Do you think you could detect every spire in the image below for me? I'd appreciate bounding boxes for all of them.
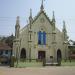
[52,11,55,22]
[40,0,44,11]
[52,11,56,31]
[63,21,65,28]
[16,16,20,25]
[30,8,32,18]
[62,21,68,41]
[15,16,20,39]
[63,20,66,32]
[29,9,33,29]
[29,8,33,23]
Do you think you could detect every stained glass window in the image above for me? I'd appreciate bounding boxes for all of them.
[38,31,41,44]
[43,32,46,45]
[38,31,46,45]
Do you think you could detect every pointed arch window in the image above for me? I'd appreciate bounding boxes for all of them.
[38,31,46,45]
[43,31,46,45]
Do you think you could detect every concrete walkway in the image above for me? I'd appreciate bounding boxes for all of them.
[0,66,75,75]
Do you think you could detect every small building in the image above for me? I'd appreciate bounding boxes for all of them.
[68,45,75,59]
[0,43,12,58]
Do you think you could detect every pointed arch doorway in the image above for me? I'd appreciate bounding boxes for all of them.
[38,51,46,60]
[20,48,26,59]
[57,49,62,61]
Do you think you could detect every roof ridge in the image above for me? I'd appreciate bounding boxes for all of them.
[32,10,51,24]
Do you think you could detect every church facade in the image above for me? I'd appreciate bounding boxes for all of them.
[13,2,69,62]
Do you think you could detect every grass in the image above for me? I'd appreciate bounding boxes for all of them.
[61,60,75,66]
[14,60,43,68]
[14,59,75,68]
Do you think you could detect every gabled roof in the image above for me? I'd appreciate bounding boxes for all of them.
[20,9,52,33]
[32,10,52,25]
[20,24,28,34]
[0,42,12,50]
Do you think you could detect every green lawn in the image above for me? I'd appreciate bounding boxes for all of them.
[14,60,75,68]
[14,60,43,68]
[61,60,75,66]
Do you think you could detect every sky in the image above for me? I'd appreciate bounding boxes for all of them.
[0,0,75,41]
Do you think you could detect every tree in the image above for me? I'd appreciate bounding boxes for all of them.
[0,36,6,42]
[5,34,15,48]
[0,34,15,48]
[73,41,75,45]
[69,40,74,45]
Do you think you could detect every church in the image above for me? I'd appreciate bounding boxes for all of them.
[13,1,69,62]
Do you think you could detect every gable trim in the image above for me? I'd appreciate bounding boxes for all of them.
[32,10,52,25]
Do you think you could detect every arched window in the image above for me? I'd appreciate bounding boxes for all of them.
[38,31,41,44]
[38,31,46,45]
[43,32,46,45]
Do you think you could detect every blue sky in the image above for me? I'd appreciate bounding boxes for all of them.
[0,0,75,41]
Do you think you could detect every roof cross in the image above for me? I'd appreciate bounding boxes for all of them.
[41,0,45,11]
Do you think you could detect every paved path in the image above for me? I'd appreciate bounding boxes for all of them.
[0,66,75,75]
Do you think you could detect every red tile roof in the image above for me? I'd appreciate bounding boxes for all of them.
[0,42,12,50]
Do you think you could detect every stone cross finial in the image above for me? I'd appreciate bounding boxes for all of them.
[42,0,43,5]
[63,21,65,26]
[41,0,45,11]
[52,11,55,22]
[30,8,32,17]
[63,20,67,33]
[63,21,66,29]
